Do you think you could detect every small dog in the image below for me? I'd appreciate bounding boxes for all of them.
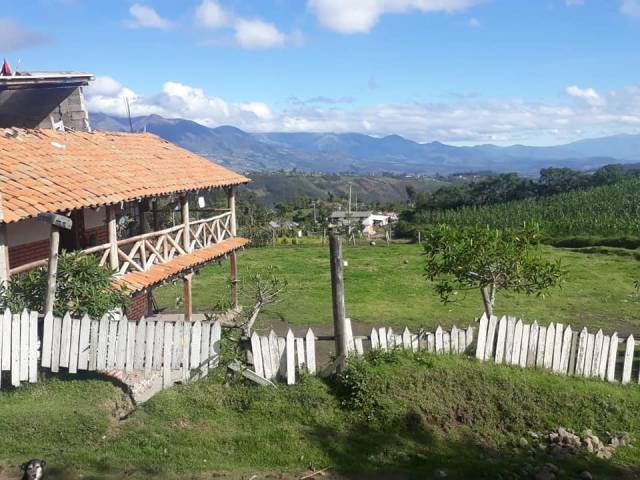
[20,459,46,480]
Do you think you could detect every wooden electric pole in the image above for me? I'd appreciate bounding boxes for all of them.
[329,232,347,372]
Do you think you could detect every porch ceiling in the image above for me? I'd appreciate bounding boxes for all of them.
[115,236,248,292]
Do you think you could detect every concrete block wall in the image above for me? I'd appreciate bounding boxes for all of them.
[36,87,90,132]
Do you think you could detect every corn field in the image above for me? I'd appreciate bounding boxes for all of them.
[418,179,640,237]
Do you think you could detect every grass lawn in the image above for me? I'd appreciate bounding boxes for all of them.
[154,242,640,334]
[1,352,639,479]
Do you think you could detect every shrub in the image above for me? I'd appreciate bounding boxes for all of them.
[0,251,129,318]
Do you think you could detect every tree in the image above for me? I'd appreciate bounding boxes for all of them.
[423,225,565,318]
[0,251,129,318]
[240,265,288,335]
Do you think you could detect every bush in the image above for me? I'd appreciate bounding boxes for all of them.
[0,251,129,318]
[547,235,640,249]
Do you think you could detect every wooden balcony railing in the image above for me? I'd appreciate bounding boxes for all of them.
[10,211,234,277]
[89,211,234,276]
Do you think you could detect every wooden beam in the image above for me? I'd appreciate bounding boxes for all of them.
[107,205,119,271]
[0,223,10,286]
[329,233,348,373]
[180,193,191,252]
[183,273,193,322]
[44,226,60,314]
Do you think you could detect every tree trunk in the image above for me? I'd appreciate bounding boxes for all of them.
[481,286,493,318]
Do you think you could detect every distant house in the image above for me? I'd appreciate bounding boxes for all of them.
[268,219,299,230]
[0,70,250,320]
[329,211,391,236]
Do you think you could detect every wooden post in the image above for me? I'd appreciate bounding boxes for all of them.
[0,223,9,287]
[227,186,237,236]
[227,187,238,307]
[181,193,193,321]
[151,198,160,232]
[44,226,60,314]
[107,205,119,271]
[329,232,348,372]
[183,273,193,321]
[180,193,191,252]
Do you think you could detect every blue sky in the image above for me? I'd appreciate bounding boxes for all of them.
[2,0,640,145]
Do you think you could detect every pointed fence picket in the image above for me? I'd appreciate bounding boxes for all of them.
[0,308,222,391]
[472,314,640,386]
[3,308,640,390]
[248,323,475,385]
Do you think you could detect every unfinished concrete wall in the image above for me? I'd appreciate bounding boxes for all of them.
[0,86,90,131]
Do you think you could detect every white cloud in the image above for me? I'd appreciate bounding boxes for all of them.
[308,0,483,34]
[195,0,229,28]
[566,85,606,106]
[468,17,481,27]
[86,76,640,145]
[124,4,172,29]
[234,19,285,49]
[0,18,49,51]
[621,0,640,17]
[194,0,289,49]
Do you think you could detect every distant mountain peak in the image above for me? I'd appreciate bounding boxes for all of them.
[89,112,640,175]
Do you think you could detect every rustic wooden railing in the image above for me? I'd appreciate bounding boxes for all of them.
[9,212,234,277]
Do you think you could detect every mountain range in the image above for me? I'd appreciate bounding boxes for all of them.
[89,113,640,175]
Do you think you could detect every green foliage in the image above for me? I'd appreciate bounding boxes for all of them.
[423,225,565,315]
[0,251,129,318]
[407,178,640,240]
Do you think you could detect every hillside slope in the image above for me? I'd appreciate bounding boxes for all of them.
[0,353,637,479]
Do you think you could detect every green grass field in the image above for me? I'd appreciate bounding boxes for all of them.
[154,242,640,334]
[1,352,639,479]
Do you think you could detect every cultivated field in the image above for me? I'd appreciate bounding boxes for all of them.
[154,241,640,334]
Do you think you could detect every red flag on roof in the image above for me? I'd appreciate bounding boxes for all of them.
[1,59,11,76]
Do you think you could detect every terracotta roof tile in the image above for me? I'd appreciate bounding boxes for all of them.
[0,128,250,223]
[116,237,248,292]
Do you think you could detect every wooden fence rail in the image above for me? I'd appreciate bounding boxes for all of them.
[0,308,221,390]
[474,314,639,384]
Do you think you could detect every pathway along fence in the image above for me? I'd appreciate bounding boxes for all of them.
[0,309,221,390]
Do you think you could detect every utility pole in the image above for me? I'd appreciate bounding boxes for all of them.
[329,232,347,373]
[347,183,352,239]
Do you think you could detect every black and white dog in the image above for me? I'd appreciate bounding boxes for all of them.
[20,459,46,480]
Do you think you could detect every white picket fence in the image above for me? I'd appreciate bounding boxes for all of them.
[0,309,221,390]
[250,320,474,385]
[474,314,639,384]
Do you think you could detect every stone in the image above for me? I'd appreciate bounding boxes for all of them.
[433,469,448,478]
[579,472,593,480]
[518,437,529,448]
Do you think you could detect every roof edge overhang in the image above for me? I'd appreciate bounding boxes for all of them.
[0,72,95,91]
[0,179,250,225]
[116,237,249,292]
